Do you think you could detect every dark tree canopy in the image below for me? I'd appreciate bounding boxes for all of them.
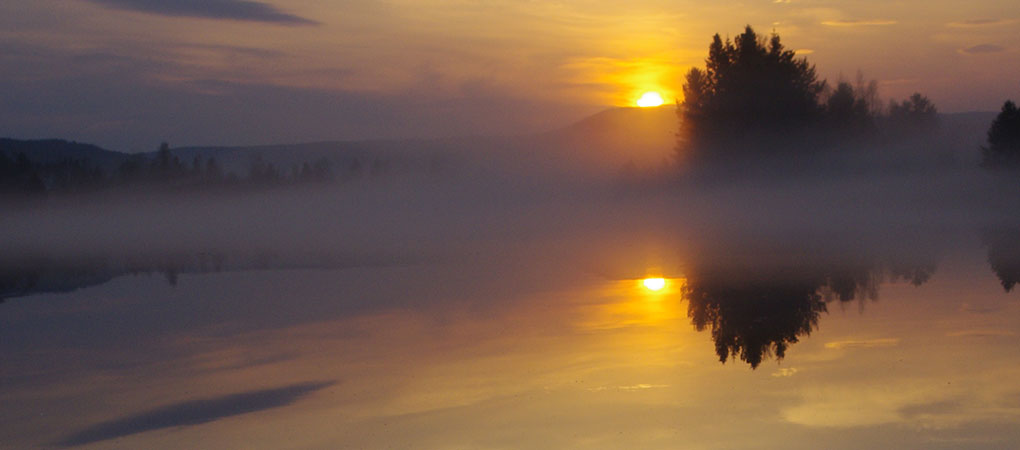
[677,26,940,169]
[825,79,879,139]
[685,276,828,369]
[678,26,826,161]
[982,100,1020,168]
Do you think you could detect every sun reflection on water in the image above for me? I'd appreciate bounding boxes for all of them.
[575,277,687,331]
[642,277,666,291]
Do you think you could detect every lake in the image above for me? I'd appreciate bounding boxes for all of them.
[2,173,1020,449]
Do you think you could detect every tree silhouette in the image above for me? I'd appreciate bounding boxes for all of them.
[823,78,879,140]
[678,26,826,162]
[886,93,938,136]
[981,100,1020,169]
[685,274,828,369]
[678,27,943,170]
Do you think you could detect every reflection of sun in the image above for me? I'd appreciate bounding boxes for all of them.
[642,277,666,291]
[636,92,665,107]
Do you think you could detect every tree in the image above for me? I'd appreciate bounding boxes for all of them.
[155,142,172,171]
[886,93,938,135]
[678,26,826,162]
[981,100,1020,168]
[823,76,879,139]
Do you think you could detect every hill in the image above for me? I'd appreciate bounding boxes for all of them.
[533,105,677,170]
[0,138,132,171]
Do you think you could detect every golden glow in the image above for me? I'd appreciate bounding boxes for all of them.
[636,92,665,107]
[576,278,686,330]
[642,277,666,291]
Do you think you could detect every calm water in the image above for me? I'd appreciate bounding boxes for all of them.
[3,177,1020,449]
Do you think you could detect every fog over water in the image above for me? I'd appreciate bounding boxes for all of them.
[3,108,1020,449]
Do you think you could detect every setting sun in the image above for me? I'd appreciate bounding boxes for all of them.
[642,277,666,291]
[636,92,665,107]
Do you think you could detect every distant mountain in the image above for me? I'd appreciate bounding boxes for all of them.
[162,106,679,176]
[534,105,678,169]
[0,107,1001,178]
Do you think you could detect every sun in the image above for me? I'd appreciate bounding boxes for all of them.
[642,277,666,291]
[636,92,665,107]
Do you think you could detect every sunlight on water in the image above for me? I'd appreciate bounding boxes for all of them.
[574,277,688,331]
[2,228,1020,449]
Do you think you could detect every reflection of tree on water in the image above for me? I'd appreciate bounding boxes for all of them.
[0,253,227,302]
[686,276,826,369]
[983,229,1020,292]
[682,260,934,369]
[0,251,393,302]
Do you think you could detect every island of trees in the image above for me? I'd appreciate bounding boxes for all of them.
[676,26,941,172]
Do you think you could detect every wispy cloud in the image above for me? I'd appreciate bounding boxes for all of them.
[83,0,319,25]
[897,399,962,418]
[821,19,897,27]
[947,329,1015,338]
[959,44,1006,54]
[825,338,899,349]
[947,19,1016,28]
[587,384,669,392]
[958,302,1005,313]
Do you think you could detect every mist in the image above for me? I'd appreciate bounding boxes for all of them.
[1,108,1015,295]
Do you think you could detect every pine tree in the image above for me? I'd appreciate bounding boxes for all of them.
[982,100,1020,168]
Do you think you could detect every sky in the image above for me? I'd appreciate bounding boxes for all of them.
[1,0,1019,151]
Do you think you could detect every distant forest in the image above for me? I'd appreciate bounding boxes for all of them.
[0,139,345,201]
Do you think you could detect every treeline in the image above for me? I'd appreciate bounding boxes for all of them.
[677,26,945,168]
[0,141,343,200]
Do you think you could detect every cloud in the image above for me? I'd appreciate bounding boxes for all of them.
[897,399,962,418]
[958,302,1005,313]
[0,50,586,152]
[57,381,334,446]
[83,0,319,25]
[947,19,1016,28]
[821,20,897,27]
[587,384,669,392]
[960,44,1006,54]
[772,367,799,377]
[947,329,1015,338]
[878,78,921,86]
[824,338,899,350]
